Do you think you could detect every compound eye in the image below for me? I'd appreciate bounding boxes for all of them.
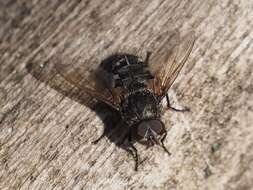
[137,120,164,138]
[137,121,149,138]
[149,120,164,135]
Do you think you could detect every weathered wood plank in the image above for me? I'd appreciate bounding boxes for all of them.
[0,0,253,189]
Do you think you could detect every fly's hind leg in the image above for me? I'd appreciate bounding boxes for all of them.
[166,94,190,112]
[144,51,152,64]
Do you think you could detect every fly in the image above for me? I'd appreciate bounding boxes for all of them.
[30,30,195,171]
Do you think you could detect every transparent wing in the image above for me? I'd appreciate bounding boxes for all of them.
[162,31,195,92]
[26,57,93,106]
[55,63,121,110]
[148,30,195,97]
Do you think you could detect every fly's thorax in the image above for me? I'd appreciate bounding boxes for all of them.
[122,89,161,125]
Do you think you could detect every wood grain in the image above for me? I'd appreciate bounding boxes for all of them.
[1,0,253,189]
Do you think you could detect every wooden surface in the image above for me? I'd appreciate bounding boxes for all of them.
[0,0,253,189]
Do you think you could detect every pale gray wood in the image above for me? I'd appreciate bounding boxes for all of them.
[0,0,253,190]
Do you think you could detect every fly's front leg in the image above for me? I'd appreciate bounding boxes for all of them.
[160,131,171,156]
[125,132,139,171]
[128,144,139,171]
[166,94,190,112]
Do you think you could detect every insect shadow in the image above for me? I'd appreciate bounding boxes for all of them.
[26,54,135,151]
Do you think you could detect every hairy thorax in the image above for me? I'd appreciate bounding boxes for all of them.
[122,89,161,125]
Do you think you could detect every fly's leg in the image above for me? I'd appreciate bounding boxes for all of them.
[160,131,171,156]
[128,144,139,171]
[92,129,106,144]
[166,94,190,112]
[144,51,152,64]
[125,132,139,171]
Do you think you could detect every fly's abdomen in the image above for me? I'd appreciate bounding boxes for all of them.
[112,55,154,89]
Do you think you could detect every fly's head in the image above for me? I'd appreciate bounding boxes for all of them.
[136,119,166,147]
